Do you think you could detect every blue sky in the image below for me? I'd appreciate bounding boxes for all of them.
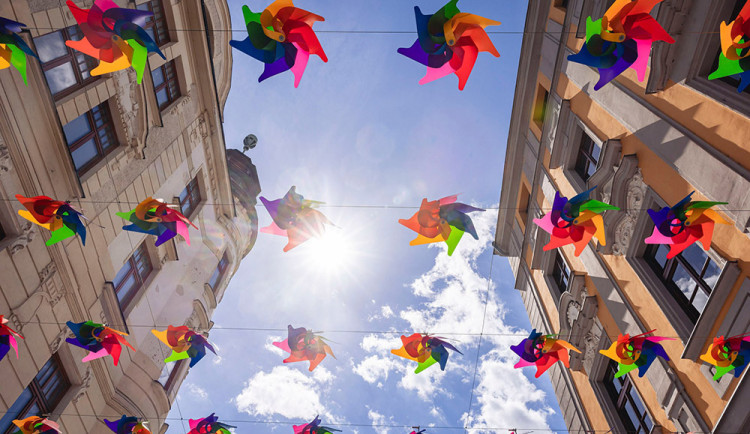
[165,1,566,433]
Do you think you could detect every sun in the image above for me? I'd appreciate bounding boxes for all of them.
[303,229,355,274]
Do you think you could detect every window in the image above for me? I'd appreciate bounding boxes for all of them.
[0,356,70,434]
[517,183,531,229]
[555,0,570,8]
[551,251,571,295]
[151,60,180,110]
[136,0,170,46]
[158,359,186,390]
[0,222,5,241]
[644,243,722,324]
[178,176,201,217]
[602,360,654,433]
[574,132,601,181]
[533,85,550,129]
[63,103,117,175]
[113,242,153,311]
[33,26,98,99]
[208,252,229,290]
[704,0,748,94]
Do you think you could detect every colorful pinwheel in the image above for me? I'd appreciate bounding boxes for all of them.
[567,0,674,90]
[16,194,88,245]
[410,429,427,434]
[65,0,165,83]
[293,416,341,434]
[599,330,674,378]
[398,0,500,90]
[66,320,134,366]
[391,333,462,374]
[710,0,750,91]
[533,188,618,256]
[187,414,235,434]
[273,325,335,371]
[260,187,334,252]
[230,0,327,87]
[511,329,581,378]
[645,192,728,259]
[398,195,484,256]
[700,334,750,381]
[152,325,215,367]
[116,197,197,246]
[0,315,23,362]
[0,17,38,85]
[12,417,61,434]
[104,416,152,434]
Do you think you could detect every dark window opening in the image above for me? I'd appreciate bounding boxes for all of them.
[703,0,750,94]
[0,222,6,241]
[179,176,201,217]
[113,242,153,311]
[643,242,721,324]
[551,251,571,295]
[533,85,550,128]
[208,252,229,291]
[602,360,654,433]
[0,356,70,434]
[574,132,601,181]
[62,103,117,175]
[34,25,98,99]
[137,0,170,47]
[151,60,181,110]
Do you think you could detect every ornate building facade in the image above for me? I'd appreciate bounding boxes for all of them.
[495,0,750,432]
[0,1,259,433]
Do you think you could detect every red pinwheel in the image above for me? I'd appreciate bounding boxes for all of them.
[293,416,341,434]
[187,414,235,434]
[0,315,23,362]
[510,329,581,377]
[152,325,215,367]
[117,197,197,246]
[66,320,134,366]
[16,194,88,245]
[273,325,335,371]
[12,417,61,434]
[600,330,674,377]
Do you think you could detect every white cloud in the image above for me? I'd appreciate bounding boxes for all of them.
[352,355,401,386]
[381,305,394,318]
[366,408,393,434]
[360,334,397,353]
[264,335,285,357]
[235,366,332,420]
[398,366,447,401]
[184,382,208,401]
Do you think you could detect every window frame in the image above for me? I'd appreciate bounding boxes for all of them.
[63,103,118,176]
[208,252,229,291]
[151,60,181,111]
[34,25,99,100]
[137,0,171,47]
[551,250,572,296]
[159,358,187,391]
[0,221,5,242]
[532,84,550,129]
[0,355,71,434]
[178,176,202,218]
[574,131,601,182]
[113,242,154,311]
[601,360,655,434]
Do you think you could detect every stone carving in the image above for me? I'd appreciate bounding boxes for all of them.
[611,169,647,256]
[50,327,71,354]
[559,274,598,372]
[544,96,562,151]
[0,139,11,173]
[9,222,35,255]
[9,262,65,332]
[113,71,144,158]
[72,366,93,404]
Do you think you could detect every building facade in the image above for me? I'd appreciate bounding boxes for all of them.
[0,1,259,433]
[495,0,750,433]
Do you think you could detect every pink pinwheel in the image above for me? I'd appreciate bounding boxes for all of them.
[293,416,340,434]
[259,186,334,252]
[273,325,335,371]
[511,329,580,377]
[0,315,23,361]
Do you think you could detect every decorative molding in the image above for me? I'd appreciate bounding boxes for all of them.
[9,262,63,332]
[113,70,145,158]
[50,327,71,354]
[598,155,643,256]
[558,273,599,371]
[646,0,693,93]
[72,366,93,404]
[9,222,36,255]
[0,138,11,173]
[588,139,621,201]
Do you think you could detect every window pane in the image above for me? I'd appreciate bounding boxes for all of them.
[156,88,169,108]
[113,260,134,288]
[623,399,640,430]
[653,244,669,269]
[0,388,33,433]
[63,114,92,145]
[116,274,138,304]
[208,266,221,289]
[70,138,99,170]
[703,259,721,289]
[591,141,602,161]
[681,244,708,274]
[158,362,174,387]
[152,66,165,87]
[44,62,77,95]
[673,263,698,300]
[692,288,710,314]
[34,31,67,63]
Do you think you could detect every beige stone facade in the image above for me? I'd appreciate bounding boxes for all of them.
[495,1,750,433]
[0,1,258,433]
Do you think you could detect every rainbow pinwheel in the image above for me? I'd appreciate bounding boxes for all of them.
[600,330,674,378]
[700,334,750,381]
[567,0,674,90]
[398,195,484,256]
[16,194,88,246]
[410,429,427,434]
[0,17,38,85]
[511,329,581,378]
[260,187,333,252]
[533,188,618,257]
[116,197,197,246]
[710,0,750,91]
[104,416,152,434]
[293,416,341,434]
[645,192,729,259]
[12,417,61,434]
[230,1,327,87]
[152,325,215,367]
[187,414,235,434]
[273,325,335,371]
[391,333,462,374]
[398,0,500,90]
[1,315,23,362]
[66,320,134,366]
[65,0,165,83]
